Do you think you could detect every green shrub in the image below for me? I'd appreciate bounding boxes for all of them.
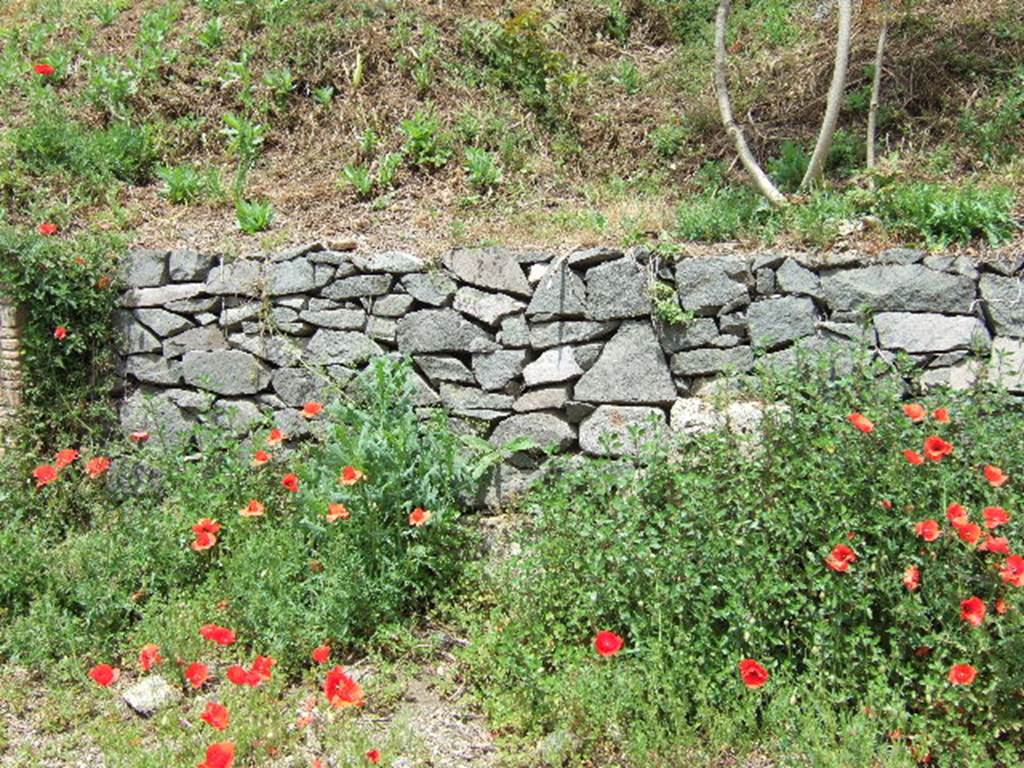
[399,111,452,170]
[235,198,273,233]
[464,147,502,190]
[157,164,221,204]
[465,354,1024,765]
[675,184,780,242]
[871,181,1017,247]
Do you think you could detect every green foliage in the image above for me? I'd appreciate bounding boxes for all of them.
[198,16,226,49]
[465,355,1024,765]
[341,163,374,198]
[221,112,266,191]
[610,58,642,94]
[235,198,273,233]
[959,67,1024,166]
[463,147,502,190]
[649,280,689,326]
[650,120,692,160]
[156,164,221,205]
[85,56,138,119]
[676,184,779,242]
[768,140,809,193]
[399,111,452,170]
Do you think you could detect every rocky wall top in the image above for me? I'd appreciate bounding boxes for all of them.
[115,243,1024,500]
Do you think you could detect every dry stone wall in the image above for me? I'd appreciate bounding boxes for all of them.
[115,243,1024,497]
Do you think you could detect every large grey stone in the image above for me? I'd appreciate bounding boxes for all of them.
[497,314,530,347]
[657,318,719,353]
[526,261,587,320]
[164,295,219,314]
[122,283,207,308]
[307,329,383,367]
[474,349,528,391]
[454,287,526,326]
[397,309,494,353]
[182,350,271,395]
[670,398,726,435]
[490,413,575,452]
[366,317,397,343]
[267,258,317,295]
[878,247,925,265]
[922,361,980,391]
[322,274,393,300]
[989,338,1024,392]
[522,347,584,386]
[579,405,667,457]
[670,346,755,376]
[300,308,366,330]
[574,321,676,404]
[402,272,456,306]
[120,249,168,288]
[675,257,749,315]
[168,250,217,282]
[133,308,194,338]
[980,274,1024,338]
[125,355,183,385]
[209,399,265,434]
[775,259,821,297]
[445,247,532,298]
[371,294,415,317]
[163,326,228,358]
[747,296,818,349]
[122,675,180,717]
[166,388,216,412]
[114,312,161,355]
[120,389,195,444]
[221,303,262,329]
[415,356,476,385]
[585,257,651,321]
[351,250,424,274]
[820,265,975,313]
[567,247,624,269]
[513,386,571,412]
[529,320,616,350]
[439,383,514,412]
[272,368,329,406]
[207,260,262,296]
[229,333,305,367]
[874,312,990,353]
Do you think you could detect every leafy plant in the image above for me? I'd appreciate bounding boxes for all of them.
[340,163,374,198]
[377,152,402,190]
[464,147,502,190]
[235,198,273,233]
[650,280,689,325]
[198,16,226,49]
[156,164,221,204]
[312,85,335,105]
[399,111,452,170]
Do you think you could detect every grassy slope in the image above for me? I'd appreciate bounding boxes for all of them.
[0,0,1021,257]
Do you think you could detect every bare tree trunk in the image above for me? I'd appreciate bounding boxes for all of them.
[866,18,888,175]
[800,0,853,189]
[714,0,788,207]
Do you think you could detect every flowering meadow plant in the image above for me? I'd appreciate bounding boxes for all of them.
[466,356,1024,765]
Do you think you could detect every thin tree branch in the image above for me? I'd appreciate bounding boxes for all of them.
[801,0,853,189]
[866,18,888,175]
[714,0,788,207]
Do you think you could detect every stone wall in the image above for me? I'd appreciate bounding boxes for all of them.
[115,244,1024,497]
[0,293,23,452]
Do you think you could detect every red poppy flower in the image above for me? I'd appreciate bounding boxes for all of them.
[980,535,1011,555]
[738,658,770,688]
[983,506,1010,529]
[915,520,942,542]
[409,507,432,527]
[282,473,300,493]
[960,596,986,627]
[903,450,924,465]
[34,63,55,76]
[880,499,893,510]
[946,503,969,526]
[903,403,926,422]
[366,749,382,765]
[33,464,58,488]
[933,408,950,423]
[97,274,112,289]
[192,531,217,551]
[948,663,977,686]
[923,436,954,462]
[89,663,120,686]
[301,401,324,419]
[1000,555,1024,587]
[55,448,79,468]
[250,655,276,682]
[340,465,366,485]
[847,413,874,433]
[957,522,982,544]
[326,503,350,522]
[594,630,625,657]
[200,624,237,646]
[252,449,272,467]
[85,456,111,479]
[267,428,286,446]
[239,500,265,517]
[39,222,59,236]
[995,598,1009,615]
[903,565,920,591]
[53,325,67,340]
[312,644,331,664]
[984,464,1009,487]
[129,430,150,443]
[185,662,209,688]
[198,741,235,768]
[225,665,251,686]
[825,543,857,572]
[201,702,230,731]
[324,666,365,708]
[139,643,163,671]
